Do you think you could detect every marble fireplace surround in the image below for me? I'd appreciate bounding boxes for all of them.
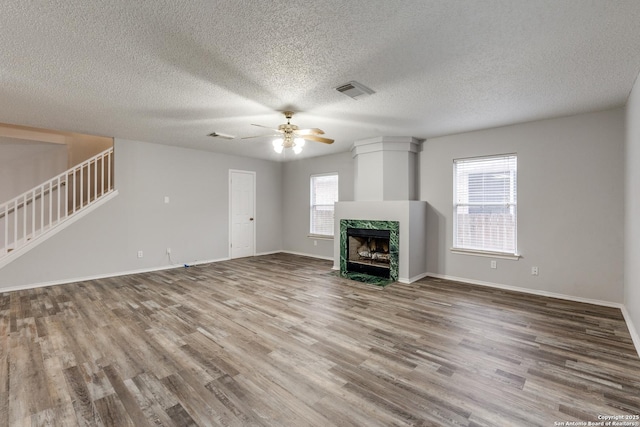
[340,219,400,283]
[333,201,427,283]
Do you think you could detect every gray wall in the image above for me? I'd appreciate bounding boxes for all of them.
[0,139,68,202]
[0,138,283,289]
[421,108,625,303]
[625,73,640,338]
[282,151,354,259]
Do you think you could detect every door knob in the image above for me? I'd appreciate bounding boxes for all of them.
[249,217,254,221]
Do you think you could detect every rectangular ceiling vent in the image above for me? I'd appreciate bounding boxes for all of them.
[207,132,235,140]
[336,81,375,100]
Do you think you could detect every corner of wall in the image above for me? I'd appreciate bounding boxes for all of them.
[624,67,640,358]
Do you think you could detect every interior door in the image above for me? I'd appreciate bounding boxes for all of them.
[230,170,255,259]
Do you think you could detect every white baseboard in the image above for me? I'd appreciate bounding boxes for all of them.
[425,272,623,308]
[279,250,334,261]
[399,272,431,284]
[1,251,329,294]
[426,272,640,358]
[255,250,282,256]
[0,256,229,294]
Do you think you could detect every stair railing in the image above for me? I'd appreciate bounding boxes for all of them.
[0,146,114,256]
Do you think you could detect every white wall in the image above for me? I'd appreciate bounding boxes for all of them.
[421,109,625,303]
[625,74,640,339]
[0,138,283,289]
[282,152,354,259]
[0,139,67,202]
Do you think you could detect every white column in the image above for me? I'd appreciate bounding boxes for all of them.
[351,136,421,201]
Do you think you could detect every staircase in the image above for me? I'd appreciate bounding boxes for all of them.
[0,147,115,268]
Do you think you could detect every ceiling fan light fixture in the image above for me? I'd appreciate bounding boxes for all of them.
[247,111,332,154]
[272,138,284,153]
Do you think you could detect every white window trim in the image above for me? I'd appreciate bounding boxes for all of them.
[308,234,334,240]
[452,153,519,258]
[310,172,339,237]
[450,248,520,260]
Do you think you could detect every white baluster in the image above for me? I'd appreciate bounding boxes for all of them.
[108,151,112,190]
[73,169,77,213]
[3,205,7,253]
[48,182,53,228]
[14,200,18,248]
[40,185,44,235]
[80,165,84,208]
[56,176,61,224]
[66,174,70,218]
[100,154,105,196]
[23,193,27,242]
[94,158,97,203]
[32,189,36,237]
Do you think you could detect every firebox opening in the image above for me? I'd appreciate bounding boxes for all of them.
[346,228,391,278]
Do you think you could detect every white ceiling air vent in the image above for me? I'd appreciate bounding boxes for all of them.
[207,132,235,140]
[335,81,375,100]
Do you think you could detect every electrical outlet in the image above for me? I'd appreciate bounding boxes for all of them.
[164,196,170,204]
[314,240,318,246]
[490,260,497,269]
[137,250,143,258]
[531,266,539,276]
[166,248,171,255]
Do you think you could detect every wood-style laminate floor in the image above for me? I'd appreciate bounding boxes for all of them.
[1,253,639,426]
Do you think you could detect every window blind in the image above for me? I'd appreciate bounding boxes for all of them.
[454,155,517,254]
[310,174,339,236]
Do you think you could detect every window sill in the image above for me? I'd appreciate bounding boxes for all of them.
[450,248,520,260]
[308,234,334,240]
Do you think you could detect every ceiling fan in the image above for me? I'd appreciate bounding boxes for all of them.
[243,111,334,154]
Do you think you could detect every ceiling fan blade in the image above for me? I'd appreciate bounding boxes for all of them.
[251,124,282,133]
[241,134,277,140]
[301,134,334,144]
[294,128,325,136]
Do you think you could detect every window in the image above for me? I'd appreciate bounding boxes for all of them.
[453,154,517,255]
[310,174,339,237]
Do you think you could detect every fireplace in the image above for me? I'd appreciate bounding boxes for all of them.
[334,137,427,284]
[340,219,399,283]
[347,228,391,278]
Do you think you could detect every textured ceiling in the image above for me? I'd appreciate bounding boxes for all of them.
[1,1,640,161]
